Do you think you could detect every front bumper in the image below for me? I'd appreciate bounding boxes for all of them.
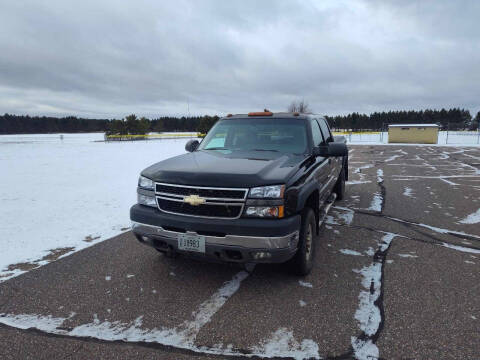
[130,204,301,263]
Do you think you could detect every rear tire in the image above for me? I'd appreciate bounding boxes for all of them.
[334,166,346,200]
[289,208,316,276]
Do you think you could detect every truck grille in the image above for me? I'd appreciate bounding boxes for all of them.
[156,183,246,199]
[155,183,247,219]
[157,199,243,218]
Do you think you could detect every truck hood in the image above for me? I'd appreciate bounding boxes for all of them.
[141,150,308,188]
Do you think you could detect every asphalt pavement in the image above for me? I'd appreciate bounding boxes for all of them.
[0,145,479,359]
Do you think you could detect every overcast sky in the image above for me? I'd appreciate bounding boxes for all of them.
[1,0,479,118]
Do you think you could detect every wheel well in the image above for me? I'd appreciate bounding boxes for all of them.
[304,190,319,234]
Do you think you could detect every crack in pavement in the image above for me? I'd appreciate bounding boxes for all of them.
[350,233,397,360]
[331,208,480,252]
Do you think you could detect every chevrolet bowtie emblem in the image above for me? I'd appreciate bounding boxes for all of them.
[183,194,206,206]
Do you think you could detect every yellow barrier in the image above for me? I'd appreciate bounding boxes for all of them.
[105,133,201,140]
[333,131,381,135]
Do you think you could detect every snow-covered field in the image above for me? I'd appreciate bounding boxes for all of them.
[0,133,192,279]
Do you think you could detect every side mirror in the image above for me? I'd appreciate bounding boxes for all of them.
[185,139,200,152]
[313,142,347,157]
[327,142,348,157]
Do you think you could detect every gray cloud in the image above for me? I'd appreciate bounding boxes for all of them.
[0,0,479,118]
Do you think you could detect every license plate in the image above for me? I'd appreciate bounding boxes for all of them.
[178,233,206,253]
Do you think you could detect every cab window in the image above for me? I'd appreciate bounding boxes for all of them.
[318,118,333,143]
[310,119,323,146]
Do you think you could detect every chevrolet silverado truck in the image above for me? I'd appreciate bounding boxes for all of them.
[130,111,348,275]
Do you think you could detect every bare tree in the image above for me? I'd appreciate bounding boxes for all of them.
[288,100,312,113]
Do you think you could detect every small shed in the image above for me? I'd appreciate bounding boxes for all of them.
[388,124,439,144]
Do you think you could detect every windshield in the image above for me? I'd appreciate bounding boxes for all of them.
[198,118,308,154]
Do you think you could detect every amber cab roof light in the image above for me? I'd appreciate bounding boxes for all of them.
[248,109,273,116]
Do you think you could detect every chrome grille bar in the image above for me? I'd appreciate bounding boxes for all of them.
[154,182,248,219]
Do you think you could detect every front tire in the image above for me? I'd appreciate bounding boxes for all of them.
[334,166,346,200]
[289,208,316,276]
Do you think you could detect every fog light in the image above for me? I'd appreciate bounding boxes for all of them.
[138,193,157,207]
[289,231,300,247]
[252,251,272,260]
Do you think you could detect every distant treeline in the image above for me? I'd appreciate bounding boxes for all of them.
[326,108,479,131]
[0,113,219,135]
[0,114,110,134]
[105,114,219,135]
[1,108,479,134]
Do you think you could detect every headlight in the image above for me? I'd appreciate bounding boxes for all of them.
[138,193,157,207]
[248,185,285,198]
[138,176,154,190]
[244,206,284,218]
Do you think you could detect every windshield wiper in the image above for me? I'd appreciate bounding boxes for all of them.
[204,147,229,150]
[249,149,279,152]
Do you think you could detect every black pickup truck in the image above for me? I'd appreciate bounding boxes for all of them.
[130,112,348,275]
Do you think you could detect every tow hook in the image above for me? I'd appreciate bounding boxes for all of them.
[165,245,178,258]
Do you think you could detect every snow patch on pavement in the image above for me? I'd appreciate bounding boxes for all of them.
[327,207,355,225]
[403,187,414,198]
[253,328,319,360]
[0,313,65,332]
[346,180,371,185]
[459,209,480,224]
[384,155,401,162]
[440,243,480,254]
[377,169,384,183]
[298,281,313,288]
[351,338,379,360]
[354,164,373,173]
[367,193,382,212]
[340,249,363,256]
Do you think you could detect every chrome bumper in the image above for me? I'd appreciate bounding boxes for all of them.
[131,221,299,249]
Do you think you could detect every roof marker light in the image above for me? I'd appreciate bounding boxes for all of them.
[248,110,273,116]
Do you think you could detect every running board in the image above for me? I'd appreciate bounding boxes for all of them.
[326,192,337,204]
[319,193,337,225]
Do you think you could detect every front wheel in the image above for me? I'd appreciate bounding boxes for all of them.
[289,208,316,276]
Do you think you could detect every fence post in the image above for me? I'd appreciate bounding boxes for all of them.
[445,122,449,144]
